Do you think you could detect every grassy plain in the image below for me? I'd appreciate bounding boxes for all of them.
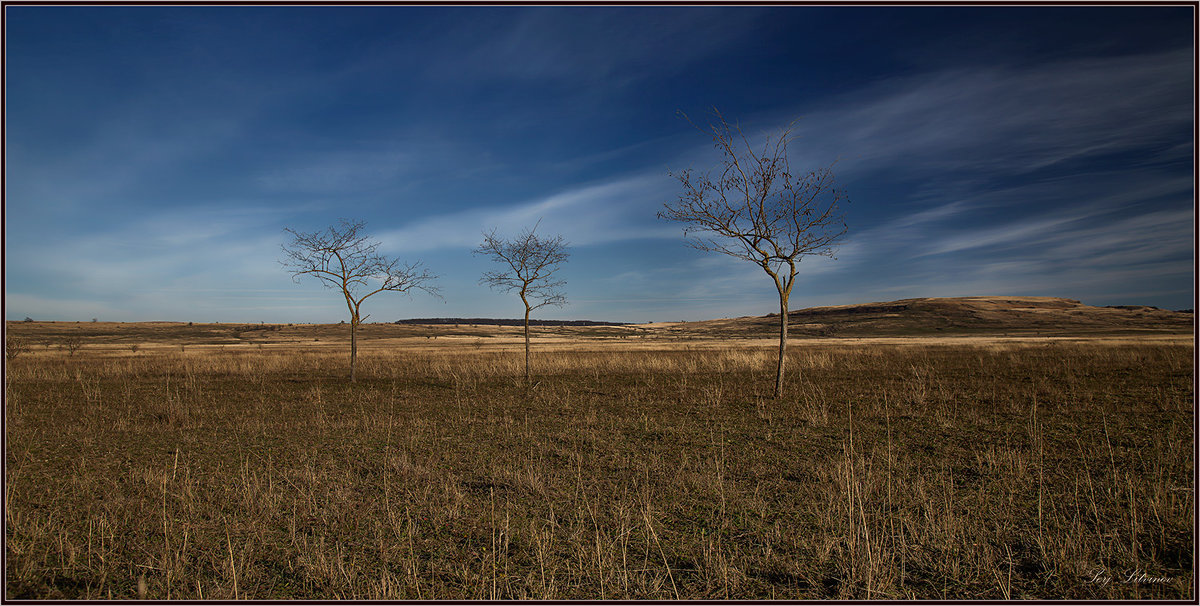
[4,320,1194,599]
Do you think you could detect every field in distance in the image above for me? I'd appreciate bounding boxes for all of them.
[4,295,1194,599]
[664,295,1193,338]
[5,296,1192,354]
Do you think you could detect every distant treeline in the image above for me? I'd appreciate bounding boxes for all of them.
[393,318,626,327]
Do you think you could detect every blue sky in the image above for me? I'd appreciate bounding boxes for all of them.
[4,5,1194,323]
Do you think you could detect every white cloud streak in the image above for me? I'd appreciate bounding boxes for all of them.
[441,8,763,88]
[767,49,1193,179]
[5,205,304,321]
[375,173,680,252]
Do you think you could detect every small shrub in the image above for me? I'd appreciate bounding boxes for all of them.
[60,336,83,356]
[5,337,29,361]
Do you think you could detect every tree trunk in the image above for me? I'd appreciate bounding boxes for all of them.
[775,292,789,399]
[524,305,531,386]
[350,319,358,383]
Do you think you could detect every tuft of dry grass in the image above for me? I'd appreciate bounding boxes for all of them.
[3,327,1193,599]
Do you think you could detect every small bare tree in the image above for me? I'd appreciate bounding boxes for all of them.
[660,109,847,398]
[5,337,30,361]
[60,336,83,357]
[282,219,440,382]
[474,224,569,386]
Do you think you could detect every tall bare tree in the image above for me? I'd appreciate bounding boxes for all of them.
[660,109,847,398]
[282,219,439,382]
[474,224,569,386]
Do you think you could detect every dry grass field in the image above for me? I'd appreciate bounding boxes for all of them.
[4,317,1194,599]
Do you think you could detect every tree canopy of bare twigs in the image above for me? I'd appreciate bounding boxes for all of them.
[281,219,440,382]
[660,109,848,398]
[6,337,30,361]
[474,223,569,386]
[60,336,83,357]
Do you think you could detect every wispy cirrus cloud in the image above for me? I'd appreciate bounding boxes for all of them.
[437,8,764,87]
[256,151,412,194]
[5,205,304,321]
[375,172,679,252]
[760,48,1193,179]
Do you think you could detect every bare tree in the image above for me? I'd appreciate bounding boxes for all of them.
[474,224,569,386]
[282,219,440,382]
[5,337,30,361]
[660,109,847,398]
[60,336,83,357]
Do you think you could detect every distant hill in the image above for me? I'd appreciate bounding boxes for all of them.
[658,296,1194,337]
[393,317,624,327]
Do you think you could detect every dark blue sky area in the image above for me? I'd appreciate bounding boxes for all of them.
[5,6,1193,322]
